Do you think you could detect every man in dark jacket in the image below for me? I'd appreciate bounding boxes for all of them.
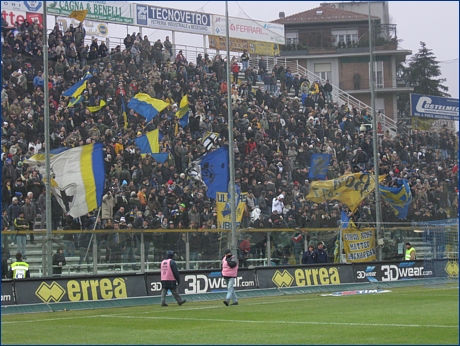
[315,241,328,263]
[301,245,317,264]
[160,250,186,307]
[52,247,66,276]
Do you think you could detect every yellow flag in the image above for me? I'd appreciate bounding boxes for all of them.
[87,100,106,113]
[69,10,88,22]
[216,191,247,229]
[306,173,386,212]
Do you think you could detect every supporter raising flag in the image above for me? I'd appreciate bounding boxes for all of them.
[379,181,412,219]
[187,146,229,199]
[63,74,92,98]
[176,95,189,132]
[128,93,169,122]
[134,129,169,163]
[25,143,105,218]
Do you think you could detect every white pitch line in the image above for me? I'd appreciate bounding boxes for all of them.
[1,315,102,324]
[99,314,458,329]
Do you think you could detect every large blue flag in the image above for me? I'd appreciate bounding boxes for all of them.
[187,146,229,199]
[308,153,332,180]
[379,181,412,219]
[128,93,169,122]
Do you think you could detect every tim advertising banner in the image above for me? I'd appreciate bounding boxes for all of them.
[1,280,15,306]
[47,1,133,24]
[146,269,257,296]
[342,228,377,262]
[212,15,285,44]
[353,261,434,283]
[410,93,459,121]
[14,274,147,304]
[256,264,354,289]
[135,4,212,35]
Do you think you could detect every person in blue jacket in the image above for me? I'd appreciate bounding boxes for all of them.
[315,241,328,263]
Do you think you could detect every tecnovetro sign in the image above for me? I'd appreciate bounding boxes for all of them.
[212,15,285,45]
[135,4,212,35]
[410,93,459,121]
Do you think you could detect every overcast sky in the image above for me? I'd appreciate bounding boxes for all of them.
[131,1,458,98]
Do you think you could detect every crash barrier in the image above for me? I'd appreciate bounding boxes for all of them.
[1,259,449,306]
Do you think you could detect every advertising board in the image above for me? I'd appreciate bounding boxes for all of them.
[410,93,459,121]
[353,261,433,283]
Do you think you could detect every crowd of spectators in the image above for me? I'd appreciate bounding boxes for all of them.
[1,20,458,265]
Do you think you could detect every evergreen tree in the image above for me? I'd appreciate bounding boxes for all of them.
[397,42,450,117]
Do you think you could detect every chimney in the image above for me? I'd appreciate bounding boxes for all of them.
[279,12,285,18]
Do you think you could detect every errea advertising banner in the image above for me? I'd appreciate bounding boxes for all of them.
[212,15,285,45]
[410,93,459,121]
[135,4,212,35]
[353,261,433,283]
[47,1,134,24]
[256,264,354,289]
[13,274,147,304]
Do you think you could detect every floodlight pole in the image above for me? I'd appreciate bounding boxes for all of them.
[225,1,238,253]
[43,1,53,278]
[369,1,383,260]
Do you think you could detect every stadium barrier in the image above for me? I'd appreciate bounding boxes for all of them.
[2,260,446,306]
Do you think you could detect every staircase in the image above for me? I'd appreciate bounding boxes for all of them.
[249,56,397,137]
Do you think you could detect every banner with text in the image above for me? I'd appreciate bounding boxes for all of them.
[13,274,147,304]
[256,264,354,289]
[1,280,14,306]
[216,191,247,230]
[1,1,44,13]
[212,15,285,44]
[208,35,280,56]
[342,228,377,262]
[47,1,133,24]
[135,4,212,35]
[56,17,108,38]
[306,173,385,212]
[1,4,43,27]
[353,260,434,283]
[146,269,257,296]
[410,93,459,121]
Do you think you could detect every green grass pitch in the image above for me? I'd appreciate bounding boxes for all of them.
[1,285,458,345]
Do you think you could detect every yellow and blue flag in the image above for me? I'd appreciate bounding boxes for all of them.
[176,95,189,129]
[87,100,106,113]
[379,181,412,219]
[308,153,332,180]
[128,93,169,122]
[68,95,83,107]
[134,129,160,155]
[150,153,169,163]
[121,98,128,129]
[25,143,105,218]
[63,74,92,98]
[187,146,229,199]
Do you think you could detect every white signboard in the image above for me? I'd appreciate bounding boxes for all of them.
[1,1,43,13]
[134,4,212,35]
[56,17,109,38]
[212,15,285,44]
[47,1,133,24]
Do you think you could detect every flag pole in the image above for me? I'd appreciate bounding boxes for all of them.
[225,1,238,253]
[43,1,53,278]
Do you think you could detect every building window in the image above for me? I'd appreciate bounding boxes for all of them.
[314,63,332,82]
[331,29,358,46]
[286,31,299,45]
[369,61,384,88]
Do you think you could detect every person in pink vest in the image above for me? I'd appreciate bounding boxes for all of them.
[160,250,186,307]
[222,248,239,306]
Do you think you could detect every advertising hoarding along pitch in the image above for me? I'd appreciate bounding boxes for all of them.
[208,35,280,56]
[47,1,133,24]
[135,4,212,35]
[410,93,459,121]
[212,15,285,45]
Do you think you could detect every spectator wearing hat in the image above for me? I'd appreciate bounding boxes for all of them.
[315,241,328,263]
[52,246,66,276]
[272,194,284,214]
